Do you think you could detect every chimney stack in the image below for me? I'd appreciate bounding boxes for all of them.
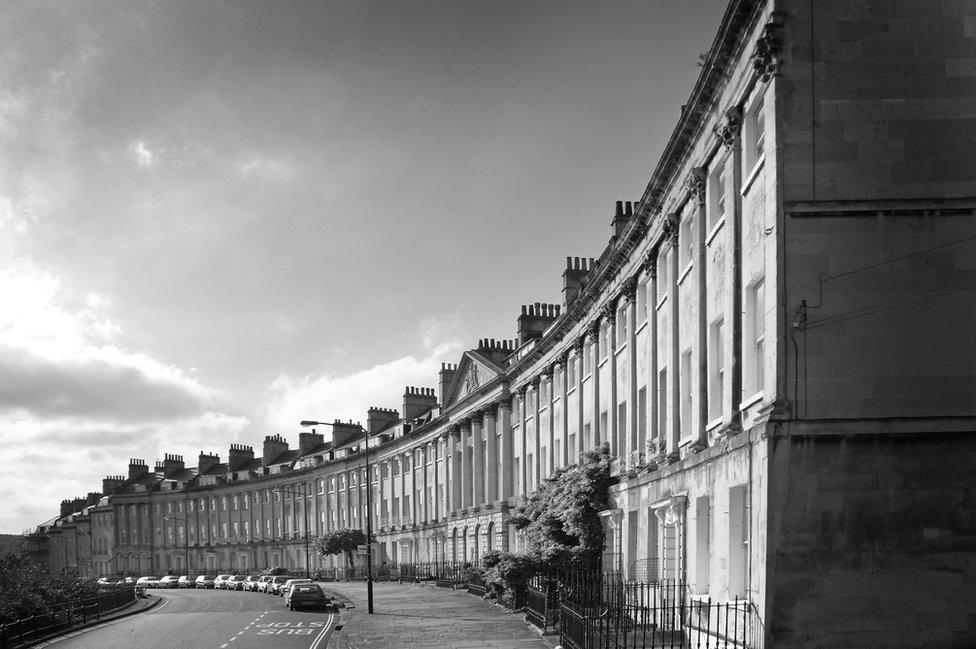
[228,444,255,471]
[86,492,101,506]
[438,364,458,405]
[562,257,596,308]
[516,303,562,344]
[262,434,289,465]
[611,200,635,237]
[102,475,126,495]
[367,407,400,434]
[198,451,221,475]
[162,453,184,476]
[402,386,438,421]
[475,339,518,366]
[128,459,149,480]
[327,420,365,449]
[298,432,324,456]
[71,497,87,513]
[60,499,73,518]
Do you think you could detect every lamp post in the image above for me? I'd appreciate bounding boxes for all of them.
[162,515,190,575]
[301,419,374,614]
[272,484,312,579]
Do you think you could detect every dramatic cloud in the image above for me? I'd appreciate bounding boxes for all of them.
[0,263,249,531]
[0,263,215,421]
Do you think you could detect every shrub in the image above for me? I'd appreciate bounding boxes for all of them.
[0,548,99,624]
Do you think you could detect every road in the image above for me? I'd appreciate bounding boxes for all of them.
[44,589,336,649]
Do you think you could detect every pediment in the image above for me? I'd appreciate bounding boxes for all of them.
[444,351,505,408]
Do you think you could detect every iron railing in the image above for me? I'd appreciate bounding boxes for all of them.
[524,573,561,632]
[0,587,136,649]
[557,574,768,649]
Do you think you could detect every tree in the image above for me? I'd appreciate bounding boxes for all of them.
[313,528,371,567]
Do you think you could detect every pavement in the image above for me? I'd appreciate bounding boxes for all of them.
[320,581,550,649]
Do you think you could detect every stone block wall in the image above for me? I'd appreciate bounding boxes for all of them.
[785,211,976,420]
[779,0,976,202]
[767,430,976,648]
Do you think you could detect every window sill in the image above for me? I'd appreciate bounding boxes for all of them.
[741,155,765,196]
[740,391,765,410]
[636,319,648,335]
[678,434,695,448]
[705,417,724,432]
[614,343,627,358]
[678,262,693,286]
[705,216,726,247]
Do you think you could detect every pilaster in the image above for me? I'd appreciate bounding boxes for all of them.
[498,400,514,501]
[471,413,485,507]
[459,420,471,510]
[484,406,499,503]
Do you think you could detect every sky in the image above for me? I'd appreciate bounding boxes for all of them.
[0,0,727,533]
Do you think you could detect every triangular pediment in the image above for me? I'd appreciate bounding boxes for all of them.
[444,351,505,408]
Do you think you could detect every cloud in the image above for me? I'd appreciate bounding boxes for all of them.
[0,262,216,422]
[235,154,296,182]
[261,323,465,434]
[0,261,254,531]
[0,411,249,533]
[130,140,156,168]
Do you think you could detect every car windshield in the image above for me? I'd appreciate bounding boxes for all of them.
[295,585,321,593]
[272,577,288,583]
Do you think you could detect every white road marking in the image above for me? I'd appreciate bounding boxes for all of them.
[149,597,170,612]
[308,613,334,649]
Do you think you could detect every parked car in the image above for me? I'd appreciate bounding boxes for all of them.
[214,574,232,589]
[136,576,159,588]
[178,575,197,588]
[255,576,272,593]
[195,575,216,589]
[242,575,261,591]
[226,575,248,591]
[266,575,293,595]
[285,583,332,611]
[158,575,180,588]
[277,578,312,597]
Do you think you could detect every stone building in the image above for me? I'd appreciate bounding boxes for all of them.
[33,0,976,646]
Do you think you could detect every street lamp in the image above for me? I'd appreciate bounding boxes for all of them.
[272,484,311,579]
[162,515,190,575]
[300,419,374,615]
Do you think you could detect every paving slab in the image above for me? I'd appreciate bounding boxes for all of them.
[320,581,549,649]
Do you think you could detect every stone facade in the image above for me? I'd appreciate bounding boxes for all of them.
[31,1,976,647]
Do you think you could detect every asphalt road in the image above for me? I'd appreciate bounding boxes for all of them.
[44,589,336,649]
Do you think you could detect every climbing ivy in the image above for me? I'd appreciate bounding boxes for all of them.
[483,445,613,603]
[509,444,613,568]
